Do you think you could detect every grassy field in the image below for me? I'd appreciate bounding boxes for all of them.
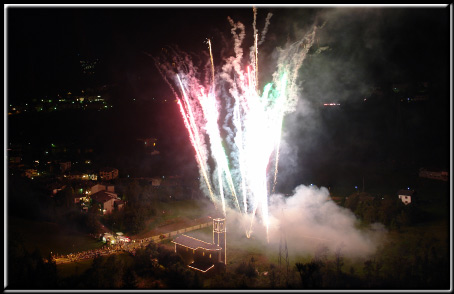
[56,252,135,279]
[140,199,216,232]
[8,216,104,256]
[57,259,94,278]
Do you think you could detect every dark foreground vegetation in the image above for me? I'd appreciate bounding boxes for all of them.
[7,173,450,290]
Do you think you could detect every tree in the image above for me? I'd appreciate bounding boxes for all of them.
[269,263,278,288]
[295,261,321,288]
[123,268,137,289]
[55,185,75,208]
[363,259,374,287]
[313,244,329,264]
[334,244,345,276]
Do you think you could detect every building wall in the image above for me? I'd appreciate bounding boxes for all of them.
[194,248,219,264]
[175,245,220,265]
[100,169,119,180]
[102,198,116,214]
[398,195,412,205]
[91,184,106,194]
[176,244,195,264]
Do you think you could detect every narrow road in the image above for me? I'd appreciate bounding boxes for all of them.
[54,218,212,265]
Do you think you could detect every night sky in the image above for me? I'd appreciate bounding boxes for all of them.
[6,5,452,183]
[7,5,450,103]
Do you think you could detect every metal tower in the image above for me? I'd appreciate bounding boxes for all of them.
[278,210,289,286]
[213,218,226,264]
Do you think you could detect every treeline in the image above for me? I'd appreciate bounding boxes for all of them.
[102,180,183,234]
[8,175,196,236]
[204,239,449,289]
[7,236,449,290]
[342,192,427,229]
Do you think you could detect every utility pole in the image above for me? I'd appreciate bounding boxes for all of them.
[278,209,289,287]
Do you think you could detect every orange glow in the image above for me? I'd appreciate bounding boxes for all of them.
[188,264,215,273]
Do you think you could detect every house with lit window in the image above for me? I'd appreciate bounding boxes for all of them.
[24,169,39,179]
[91,190,121,215]
[90,183,115,195]
[99,167,119,180]
[398,189,415,205]
[172,218,226,274]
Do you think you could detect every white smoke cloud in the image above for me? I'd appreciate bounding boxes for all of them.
[225,184,386,259]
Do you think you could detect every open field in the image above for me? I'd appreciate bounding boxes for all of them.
[8,216,104,256]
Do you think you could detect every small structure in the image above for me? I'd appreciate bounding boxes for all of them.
[172,218,226,273]
[24,169,39,179]
[90,183,115,195]
[114,199,125,211]
[398,189,415,205]
[91,190,119,215]
[99,167,119,180]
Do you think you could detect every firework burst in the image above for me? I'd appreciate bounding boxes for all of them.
[154,10,317,241]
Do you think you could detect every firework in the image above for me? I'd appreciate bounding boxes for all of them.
[154,10,317,241]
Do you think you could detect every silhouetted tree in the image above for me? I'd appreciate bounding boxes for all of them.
[295,261,321,288]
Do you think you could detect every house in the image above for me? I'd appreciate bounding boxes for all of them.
[24,169,39,179]
[99,167,119,180]
[150,177,162,187]
[65,171,97,181]
[90,183,115,195]
[398,189,415,205]
[172,218,226,274]
[73,194,87,204]
[9,156,21,164]
[114,199,125,211]
[91,190,119,215]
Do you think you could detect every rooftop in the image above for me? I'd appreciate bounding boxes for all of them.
[91,190,117,203]
[172,234,221,251]
[397,189,415,196]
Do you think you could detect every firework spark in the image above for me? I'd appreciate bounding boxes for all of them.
[154,11,317,241]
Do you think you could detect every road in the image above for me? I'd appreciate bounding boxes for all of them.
[54,218,213,265]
